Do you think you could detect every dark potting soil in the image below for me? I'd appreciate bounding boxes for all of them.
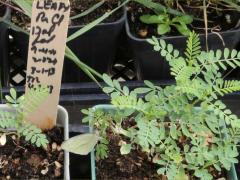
[70,0,123,26]
[96,132,160,180]
[96,119,228,180]
[9,0,123,30]
[11,9,31,31]
[127,1,240,38]
[0,127,64,179]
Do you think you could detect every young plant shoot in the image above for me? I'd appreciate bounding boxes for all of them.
[134,0,193,36]
[140,12,193,36]
[0,87,49,148]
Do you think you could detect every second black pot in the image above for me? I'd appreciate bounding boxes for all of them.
[125,15,240,80]
[63,14,125,82]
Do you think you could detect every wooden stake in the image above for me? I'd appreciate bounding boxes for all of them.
[25,0,70,129]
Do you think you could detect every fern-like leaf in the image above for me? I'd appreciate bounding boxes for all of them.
[137,119,161,149]
[0,111,17,129]
[196,49,240,72]
[111,94,146,113]
[185,31,201,62]
[208,100,238,126]
[18,123,49,148]
[17,86,49,119]
[176,79,206,98]
[148,37,180,63]
[213,80,240,96]
[170,58,187,76]
[170,57,198,81]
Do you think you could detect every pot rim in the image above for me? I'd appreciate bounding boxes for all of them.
[0,104,70,180]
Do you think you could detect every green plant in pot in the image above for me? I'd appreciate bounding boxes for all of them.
[140,11,193,36]
[132,0,240,37]
[62,32,240,179]
[0,87,49,148]
[127,0,240,80]
[0,87,69,179]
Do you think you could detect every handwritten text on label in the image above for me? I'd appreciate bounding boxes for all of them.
[26,0,70,129]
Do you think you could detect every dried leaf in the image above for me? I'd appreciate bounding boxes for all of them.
[54,161,62,169]
[11,135,16,140]
[27,154,41,168]
[41,167,49,175]
[61,133,99,155]
[0,134,7,146]
[52,142,57,151]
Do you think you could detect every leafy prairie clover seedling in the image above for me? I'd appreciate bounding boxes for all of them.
[0,87,49,148]
[62,31,240,180]
[135,0,193,36]
[140,12,193,36]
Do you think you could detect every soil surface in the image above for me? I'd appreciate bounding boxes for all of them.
[96,132,159,180]
[70,0,123,26]
[96,119,228,180]
[7,0,123,30]
[0,127,64,179]
[127,1,240,38]
[11,10,31,31]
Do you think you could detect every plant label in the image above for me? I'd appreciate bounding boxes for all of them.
[25,0,70,129]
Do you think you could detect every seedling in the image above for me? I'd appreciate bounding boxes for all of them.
[0,87,49,148]
[133,0,193,36]
[140,12,193,36]
[63,32,240,179]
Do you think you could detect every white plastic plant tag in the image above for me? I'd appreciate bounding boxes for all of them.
[25,0,70,129]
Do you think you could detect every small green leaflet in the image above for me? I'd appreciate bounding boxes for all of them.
[61,133,100,155]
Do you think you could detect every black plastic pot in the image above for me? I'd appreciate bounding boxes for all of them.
[125,10,240,80]
[63,13,125,82]
[69,124,91,179]
[0,7,11,86]
[7,9,125,85]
